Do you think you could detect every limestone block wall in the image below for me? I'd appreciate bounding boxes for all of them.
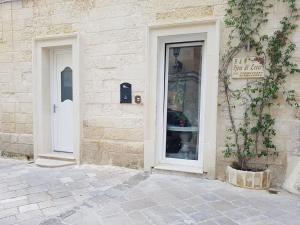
[0,0,34,158]
[0,0,299,185]
[0,0,225,167]
[215,1,300,185]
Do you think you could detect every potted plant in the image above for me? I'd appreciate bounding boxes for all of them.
[219,0,300,189]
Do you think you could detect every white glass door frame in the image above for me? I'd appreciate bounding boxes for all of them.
[158,41,206,168]
[147,22,220,177]
[50,47,74,153]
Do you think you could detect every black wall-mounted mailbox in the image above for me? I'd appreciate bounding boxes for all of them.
[120,82,132,103]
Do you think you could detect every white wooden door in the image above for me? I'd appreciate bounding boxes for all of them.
[51,48,74,153]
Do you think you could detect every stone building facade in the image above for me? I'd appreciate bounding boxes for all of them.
[0,0,299,189]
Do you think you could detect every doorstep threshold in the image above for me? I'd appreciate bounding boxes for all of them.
[153,164,203,174]
[38,152,75,161]
[35,158,76,168]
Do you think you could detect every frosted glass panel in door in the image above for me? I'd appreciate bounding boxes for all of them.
[61,67,73,102]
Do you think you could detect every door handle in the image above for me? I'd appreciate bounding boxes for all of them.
[53,104,58,113]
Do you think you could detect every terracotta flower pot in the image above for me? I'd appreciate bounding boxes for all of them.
[226,166,271,189]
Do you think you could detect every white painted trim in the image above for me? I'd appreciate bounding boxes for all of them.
[148,18,219,29]
[34,33,79,41]
[33,33,81,164]
[144,19,220,178]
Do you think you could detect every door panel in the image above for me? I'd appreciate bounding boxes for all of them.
[162,42,203,165]
[52,49,74,153]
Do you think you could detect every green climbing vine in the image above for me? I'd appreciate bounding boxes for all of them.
[220,0,300,171]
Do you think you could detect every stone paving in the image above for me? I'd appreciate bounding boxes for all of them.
[0,159,300,225]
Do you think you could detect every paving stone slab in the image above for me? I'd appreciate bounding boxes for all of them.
[0,158,299,225]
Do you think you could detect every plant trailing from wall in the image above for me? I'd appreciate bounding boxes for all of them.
[220,0,300,171]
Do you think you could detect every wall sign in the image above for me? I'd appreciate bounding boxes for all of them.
[120,82,132,103]
[232,57,264,79]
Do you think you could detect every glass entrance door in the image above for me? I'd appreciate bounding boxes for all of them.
[163,42,202,164]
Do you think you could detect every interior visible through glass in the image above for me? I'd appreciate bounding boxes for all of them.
[165,44,202,160]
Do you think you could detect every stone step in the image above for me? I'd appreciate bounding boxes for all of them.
[35,158,76,168]
[283,156,300,195]
[38,152,75,162]
[35,152,76,168]
[152,164,204,178]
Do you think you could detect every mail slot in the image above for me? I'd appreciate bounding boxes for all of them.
[120,82,132,103]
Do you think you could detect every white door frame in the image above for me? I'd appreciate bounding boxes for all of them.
[158,41,205,168]
[145,19,220,177]
[33,33,80,162]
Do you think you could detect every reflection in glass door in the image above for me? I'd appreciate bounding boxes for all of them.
[164,43,202,161]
